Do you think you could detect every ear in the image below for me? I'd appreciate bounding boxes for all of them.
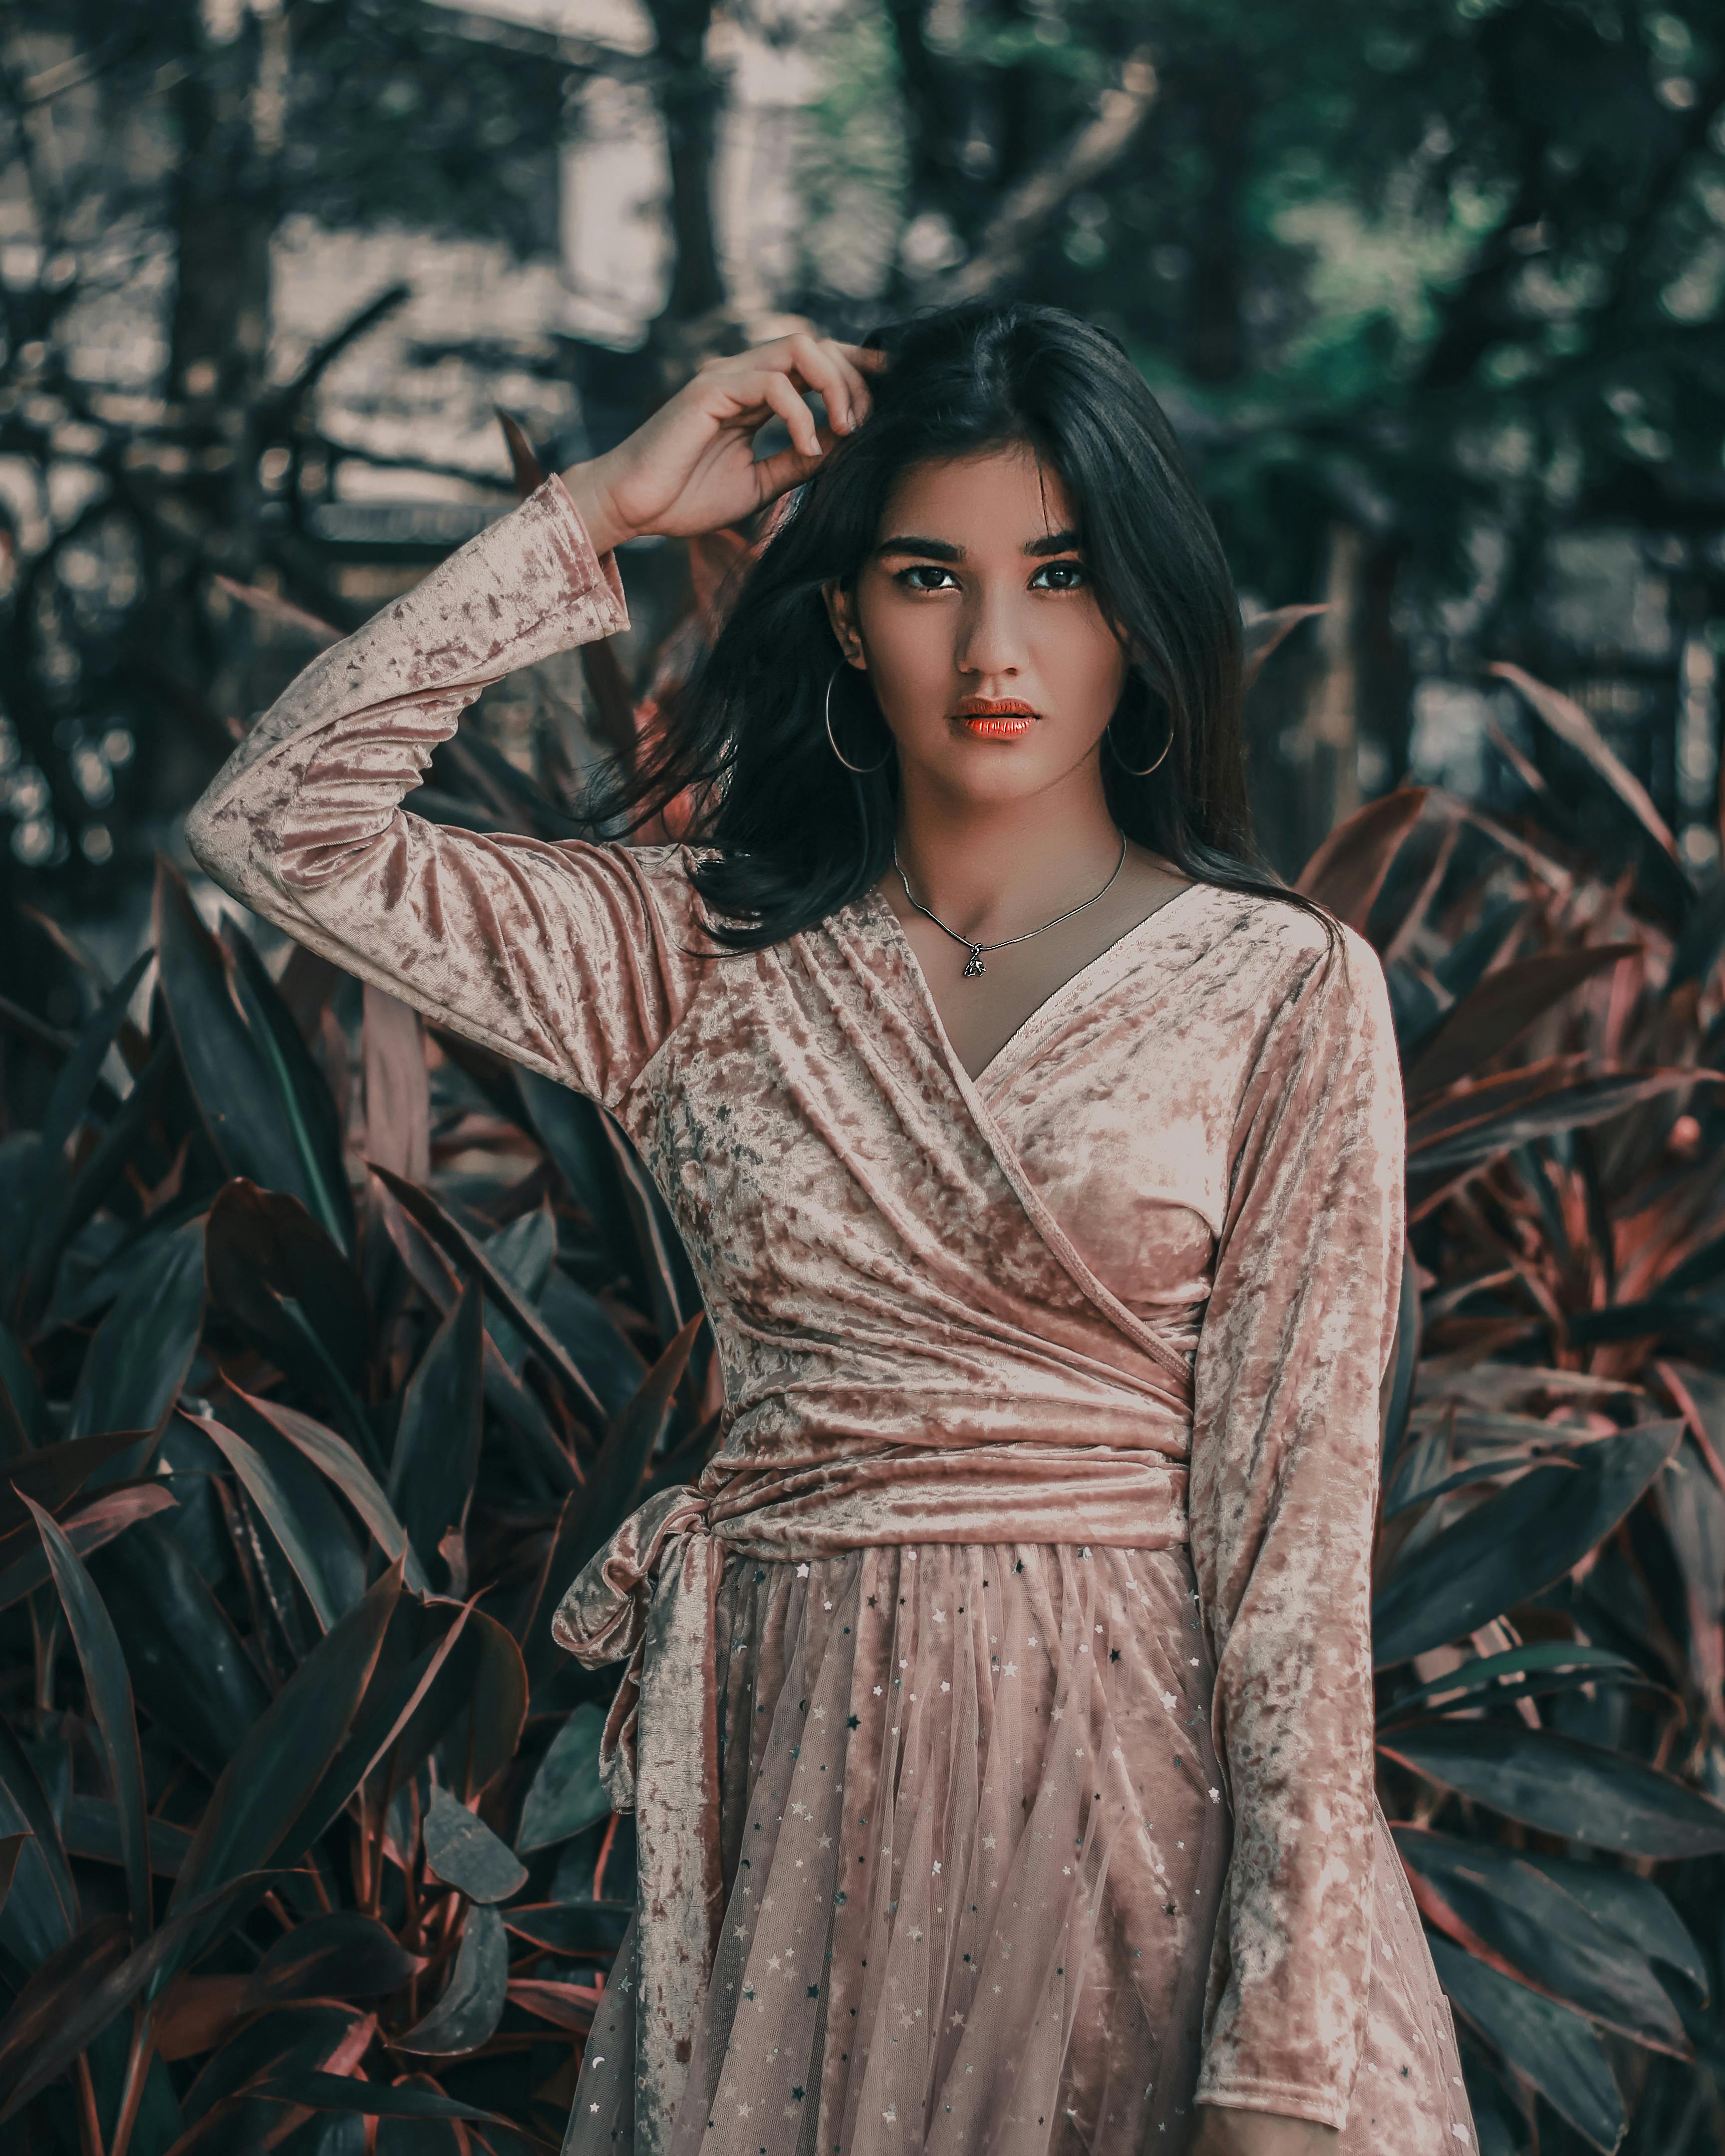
[821,579,867,668]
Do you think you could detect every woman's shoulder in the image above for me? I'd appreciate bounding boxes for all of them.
[1185,879,1379,984]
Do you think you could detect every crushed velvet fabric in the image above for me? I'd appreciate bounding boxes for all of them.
[186,476,1475,2156]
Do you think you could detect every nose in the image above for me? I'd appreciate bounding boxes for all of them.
[952,578,1027,685]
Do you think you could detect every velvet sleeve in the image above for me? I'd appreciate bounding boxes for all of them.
[1187,918,1406,2130]
[185,475,704,1110]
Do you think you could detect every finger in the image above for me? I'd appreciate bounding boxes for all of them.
[751,420,835,505]
[760,370,824,459]
[786,330,886,435]
[816,339,878,431]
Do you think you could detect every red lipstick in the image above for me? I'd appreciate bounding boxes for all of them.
[954,696,1037,740]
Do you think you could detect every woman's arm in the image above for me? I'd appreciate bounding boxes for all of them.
[186,478,691,1108]
[1186,918,1406,2135]
[186,333,886,1108]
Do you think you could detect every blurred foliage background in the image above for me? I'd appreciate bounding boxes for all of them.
[3,2,1725,2154]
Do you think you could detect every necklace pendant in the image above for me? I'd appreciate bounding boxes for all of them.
[962,950,986,978]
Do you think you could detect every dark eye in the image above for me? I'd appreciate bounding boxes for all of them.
[1032,560,1087,591]
[894,564,957,592]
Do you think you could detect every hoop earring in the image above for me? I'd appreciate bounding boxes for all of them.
[1104,708,1174,778]
[825,663,893,776]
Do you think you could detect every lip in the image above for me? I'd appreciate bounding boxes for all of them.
[953,697,1038,740]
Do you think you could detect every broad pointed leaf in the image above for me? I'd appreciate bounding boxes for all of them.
[1408,1070,1717,1180]
[1373,1424,1682,1664]
[1491,661,1680,864]
[228,1385,429,1595]
[69,1214,205,1462]
[0,1714,76,1967]
[0,1870,290,2123]
[1430,1934,1623,2153]
[166,1566,402,1981]
[1394,1827,1686,2050]
[206,1180,369,1387]
[1296,787,1428,930]
[1379,1642,1648,1724]
[394,1901,508,2056]
[154,855,316,1204]
[423,1786,527,1902]
[1380,1722,1725,1856]
[90,1519,272,1778]
[255,2069,521,2129]
[518,1704,609,1851]
[1404,944,1640,1102]
[388,1281,483,1591]
[1516,1852,1707,1995]
[25,1496,152,1944]
[224,923,355,1253]
[200,1411,344,1632]
[503,1900,632,1954]
[248,1912,426,2004]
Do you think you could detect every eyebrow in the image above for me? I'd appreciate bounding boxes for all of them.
[872,529,1083,561]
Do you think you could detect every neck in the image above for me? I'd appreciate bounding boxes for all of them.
[892,760,1123,944]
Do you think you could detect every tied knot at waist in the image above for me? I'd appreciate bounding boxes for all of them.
[547,1442,1188,2153]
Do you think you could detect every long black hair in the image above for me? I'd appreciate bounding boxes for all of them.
[590,299,1313,949]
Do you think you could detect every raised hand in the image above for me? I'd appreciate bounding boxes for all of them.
[558,333,888,556]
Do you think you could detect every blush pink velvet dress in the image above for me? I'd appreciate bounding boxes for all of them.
[187,477,1476,2156]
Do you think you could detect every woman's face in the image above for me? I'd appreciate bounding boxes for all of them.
[823,445,1131,808]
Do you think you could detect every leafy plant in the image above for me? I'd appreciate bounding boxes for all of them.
[5,452,1725,2154]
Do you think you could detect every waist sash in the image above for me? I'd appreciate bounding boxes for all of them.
[552,1443,1189,2154]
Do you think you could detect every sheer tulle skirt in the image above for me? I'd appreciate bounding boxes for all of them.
[567,1542,1472,2156]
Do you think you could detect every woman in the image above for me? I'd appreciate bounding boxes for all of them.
[186,302,1473,2156]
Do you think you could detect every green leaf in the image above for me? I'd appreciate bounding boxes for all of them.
[223,922,355,1254]
[537,1268,648,1422]
[1514,1852,1708,1996]
[482,1208,558,1371]
[169,1564,401,1953]
[0,1869,290,2123]
[24,1045,175,1341]
[0,1426,160,1549]
[0,1316,46,1450]
[422,1786,528,1902]
[179,2000,369,2132]
[248,1912,427,2004]
[1429,1934,1624,2153]
[0,1917,131,2103]
[388,1281,483,1591]
[575,1315,704,1578]
[211,1391,366,1616]
[17,952,155,1321]
[206,1180,369,1389]
[1380,1722,1725,1856]
[254,2069,521,2128]
[68,1214,206,1465]
[517,1704,609,1851]
[153,856,317,1205]
[0,1714,76,1967]
[25,1496,152,1945]
[1378,1642,1651,1724]
[1373,1423,1682,1665]
[1295,786,1428,929]
[395,1901,509,2056]
[62,1795,192,1879]
[502,1899,632,1955]
[229,1385,429,1596]
[1394,1828,1686,2050]
[432,1610,528,1801]
[89,1519,272,1779]
[1407,1068,1712,1181]
[372,1163,605,1423]
[200,1410,344,1632]
[1404,944,1639,1103]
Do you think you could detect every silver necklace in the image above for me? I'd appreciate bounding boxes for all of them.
[893,833,1129,980]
